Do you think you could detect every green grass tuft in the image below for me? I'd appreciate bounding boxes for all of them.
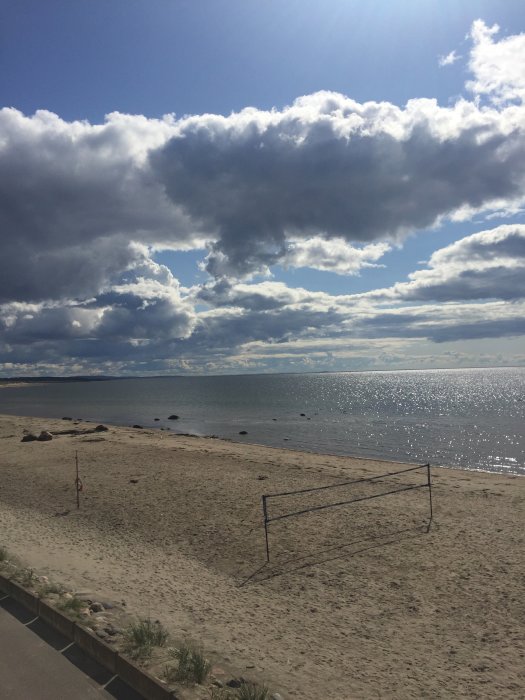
[57,595,85,615]
[124,618,169,660]
[165,642,211,685]
[236,681,269,700]
[16,568,37,587]
[208,688,235,700]
[39,582,66,597]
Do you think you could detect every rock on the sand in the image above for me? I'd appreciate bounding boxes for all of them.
[94,424,109,432]
[37,431,53,441]
[89,602,105,613]
[21,433,38,442]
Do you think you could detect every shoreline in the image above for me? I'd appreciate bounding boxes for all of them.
[0,413,524,698]
[0,406,522,478]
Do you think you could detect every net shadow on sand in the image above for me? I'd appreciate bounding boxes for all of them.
[237,522,429,587]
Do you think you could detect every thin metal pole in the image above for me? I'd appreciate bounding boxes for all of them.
[426,463,433,530]
[262,495,270,563]
[76,451,80,510]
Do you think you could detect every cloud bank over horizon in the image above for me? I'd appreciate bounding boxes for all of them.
[1,20,525,375]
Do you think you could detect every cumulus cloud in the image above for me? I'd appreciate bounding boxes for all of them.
[1,19,525,299]
[1,19,525,373]
[0,108,205,303]
[153,89,525,277]
[282,238,390,275]
[467,20,525,104]
[377,224,525,302]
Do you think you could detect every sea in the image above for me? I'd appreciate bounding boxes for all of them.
[0,367,524,476]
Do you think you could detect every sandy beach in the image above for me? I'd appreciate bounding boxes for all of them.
[0,413,523,699]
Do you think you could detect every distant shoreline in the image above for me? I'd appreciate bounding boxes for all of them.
[1,365,524,383]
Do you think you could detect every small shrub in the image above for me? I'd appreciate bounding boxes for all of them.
[209,688,234,700]
[0,545,8,562]
[124,618,169,660]
[58,596,85,615]
[236,681,269,700]
[17,568,36,587]
[167,642,211,684]
[39,582,65,597]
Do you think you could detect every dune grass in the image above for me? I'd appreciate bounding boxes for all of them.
[164,641,211,684]
[124,617,169,660]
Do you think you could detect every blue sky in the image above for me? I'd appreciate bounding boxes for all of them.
[0,1,524,375]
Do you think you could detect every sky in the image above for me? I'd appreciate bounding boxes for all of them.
[0,0,525,376]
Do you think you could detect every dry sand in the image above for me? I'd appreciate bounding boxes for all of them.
[0,413,523,699]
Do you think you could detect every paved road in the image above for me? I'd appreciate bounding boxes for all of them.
[0,605,113,699]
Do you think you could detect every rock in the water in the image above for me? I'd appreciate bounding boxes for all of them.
[94,424,109,432]
[37,431,53,441]
[168,414,179,420]
[154,418,160,421]
[21,434,38,442]
[62,416,73,421]
[132,424,143,429]
[300,413,306,416]
[239,430,248,435]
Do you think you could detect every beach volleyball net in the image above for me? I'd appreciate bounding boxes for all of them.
[261,463,432,562]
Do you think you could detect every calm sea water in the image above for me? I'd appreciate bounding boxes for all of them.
[1,368,524,475]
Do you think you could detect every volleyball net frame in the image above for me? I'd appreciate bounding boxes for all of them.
[261,462,432,562]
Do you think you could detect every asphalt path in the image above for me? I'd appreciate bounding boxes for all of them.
[0,604,113,699]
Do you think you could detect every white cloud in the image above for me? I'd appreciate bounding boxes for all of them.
[467,19,525,104]
[1,19,525,373]
[386,224,525,302]
[282,238,391,275]
[154,89,525,278]
[439,50,461,67]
